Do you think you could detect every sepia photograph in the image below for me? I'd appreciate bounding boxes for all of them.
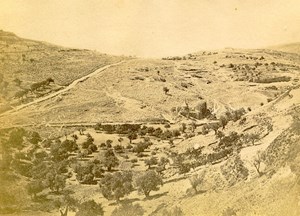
[0,0,300,215]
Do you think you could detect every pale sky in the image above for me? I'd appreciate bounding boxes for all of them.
[0,0,300,57]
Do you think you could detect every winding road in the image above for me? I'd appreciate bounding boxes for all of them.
[0,60,126,117]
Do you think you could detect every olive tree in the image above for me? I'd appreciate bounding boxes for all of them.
[135,170,163,198]
[99,171,133,202]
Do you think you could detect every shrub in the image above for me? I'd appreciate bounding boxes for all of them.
[76,200,104,216]
[163,87,169,94]
[112,203,144,216]
[160,206,184,216]
[137,152,147,158]
[131,158,138,163]
[100,143,106,148]
[164,124,171,128]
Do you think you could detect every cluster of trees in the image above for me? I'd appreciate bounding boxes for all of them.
[94,123,141,134]
[81,133,97,154]
[138,126,181,140]
[14,77,55,99]
[30,78,54,91]
[242,133,260,146]
[74,147,120,185]
[173,135,240,175]
[221,155,249,185]
[162,56,186,60]
[99,170,163,202]
[202,108,246,135]
[96,123,181,143]
[74,160,104,184]
[144,156,169,174]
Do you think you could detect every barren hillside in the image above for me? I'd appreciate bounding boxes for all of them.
[0,32,299,216]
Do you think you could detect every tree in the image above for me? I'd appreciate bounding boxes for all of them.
[158,157,170,170]
[219,115,228,129]
[50,140,69,162]
[74,163,95,184]
[118,137,124,145]
[102,149,119,171]
[106,139,113,148]
[163,87,169,95]
[71,134,78,141]
[181,123,187,133]
[112,203,144,216]
[127,132,137,143]
[133,142,149,154]
[82,134,95,151]
[247,133,260,145]
[28,131,42,145]
[57,195,79,216]
[76,200,104,216]
[135,170,163,198]
[99,171,133,202]
[253,150,265,176]
[46,77,55,84]
[45,172,66,193]
[209,122,221,135]
[189,171,206,193]
[61,139,78,152]
[216,131,225,141]
[27,180,44,199]
[145,157,158,169]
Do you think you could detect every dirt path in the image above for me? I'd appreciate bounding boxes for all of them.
[0,61,126,117]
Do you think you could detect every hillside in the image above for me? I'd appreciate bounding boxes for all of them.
[0,30,128,113]
[1,47,299,132]
[267,42,300,54]
[0,32,299,216]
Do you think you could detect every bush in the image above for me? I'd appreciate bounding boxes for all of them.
[112,203,144,216]
[163,87,169,94]
[159,206,184,216]
[76,200,104,216]
[164,124,171,128]
[133,142,150,153]
[137,152,147,158]
[131,158,138,163]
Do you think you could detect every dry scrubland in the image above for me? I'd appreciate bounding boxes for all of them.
[0,31,300,216]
